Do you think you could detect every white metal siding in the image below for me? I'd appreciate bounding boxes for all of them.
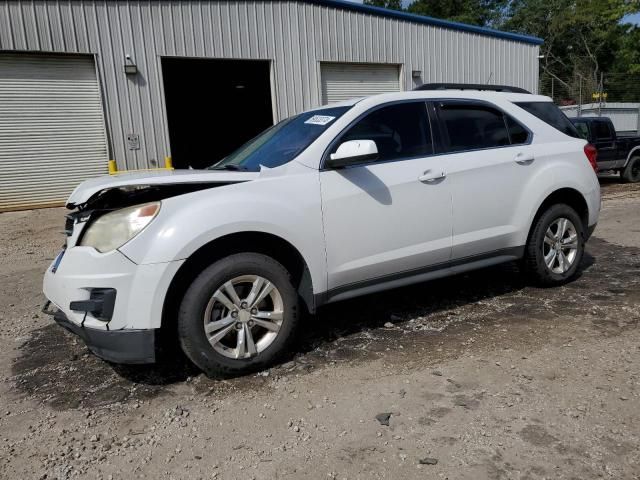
[0,1,540,172]
[321,63,400,104]
[0,54,108,211]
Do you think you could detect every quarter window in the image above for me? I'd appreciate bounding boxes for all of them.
[505,115,530,145]
[438,103,515,152]
[335,102,433,163]
[573,121,589,140]
[515,101,580,138]
[593,120,613,140]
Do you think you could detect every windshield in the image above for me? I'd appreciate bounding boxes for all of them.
[209,106,352,171]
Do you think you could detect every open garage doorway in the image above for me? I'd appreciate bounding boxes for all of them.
[162,58,273,169]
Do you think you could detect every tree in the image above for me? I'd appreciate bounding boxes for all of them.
[502,0,639,102]
[363,0,403,10]
[406,0,509,27]
[366,0,640,102]
[606,23,640,101]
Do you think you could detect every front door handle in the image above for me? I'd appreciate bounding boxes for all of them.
[418,170,446,183]
[515,152,535,165]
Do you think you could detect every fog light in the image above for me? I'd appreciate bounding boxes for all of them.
[69,288,117,322]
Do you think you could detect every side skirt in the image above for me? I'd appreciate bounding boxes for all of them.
[316,246,524,307]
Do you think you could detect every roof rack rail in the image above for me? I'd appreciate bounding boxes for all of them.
[414,83,531,94]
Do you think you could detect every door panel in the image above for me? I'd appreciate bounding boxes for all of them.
[445,146,536,258]
[592,120,617,168]
[433,100,536,259]
[320,160,452,289]
[320,100,452,291]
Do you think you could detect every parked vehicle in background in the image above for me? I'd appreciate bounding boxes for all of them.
[570,116,640,182]
[43,85,601,377]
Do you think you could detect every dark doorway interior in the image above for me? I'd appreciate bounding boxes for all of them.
[162,58,273,169]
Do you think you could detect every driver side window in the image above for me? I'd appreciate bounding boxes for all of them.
[334,102,433,164]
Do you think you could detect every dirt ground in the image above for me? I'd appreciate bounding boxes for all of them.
[0,179,639,480]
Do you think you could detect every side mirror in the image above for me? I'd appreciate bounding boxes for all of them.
[327,140,378,168]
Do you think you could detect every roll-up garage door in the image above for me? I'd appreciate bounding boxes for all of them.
[0,54,108,211]
[320,63,401,104]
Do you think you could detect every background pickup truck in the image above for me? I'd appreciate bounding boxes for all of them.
[570,116,640,182]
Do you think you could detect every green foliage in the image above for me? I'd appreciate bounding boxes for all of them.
[614,26,640,74]
[362,0,640,100]
[407,0,509,27]
[503,0,640,101]
[363,0,403,10]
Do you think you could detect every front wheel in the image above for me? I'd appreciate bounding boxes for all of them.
[178,253,300,377]
[621,156,640,183]
[524,204,584,286]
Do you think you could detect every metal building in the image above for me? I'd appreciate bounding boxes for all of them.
[0,0,542,211]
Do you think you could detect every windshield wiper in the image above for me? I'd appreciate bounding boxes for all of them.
[211,164,249,171]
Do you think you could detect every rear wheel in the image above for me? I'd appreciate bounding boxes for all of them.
[621,156,640,183]
[178,253,300,377]
[524,204,584,286]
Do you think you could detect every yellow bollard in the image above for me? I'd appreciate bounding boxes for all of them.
[164,156,173,170]
[108,160,118,174]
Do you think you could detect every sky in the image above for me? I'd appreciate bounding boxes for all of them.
[623,12,640,25]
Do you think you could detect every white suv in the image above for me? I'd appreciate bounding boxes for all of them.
[43,85,601,376]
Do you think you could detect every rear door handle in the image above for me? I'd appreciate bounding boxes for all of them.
[515,152,535,165]
[418,170,446,183]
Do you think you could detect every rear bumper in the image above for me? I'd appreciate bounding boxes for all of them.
[52,308,156,364]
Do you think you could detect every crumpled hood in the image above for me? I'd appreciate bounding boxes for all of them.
[67,169,259,207]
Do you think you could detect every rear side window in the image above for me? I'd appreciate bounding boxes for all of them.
[593,120,613,140]
[515,101,580,138]
[505,116,529,144]
[437,102,529,153]
[337,101,433,162]
[573,121,589,140]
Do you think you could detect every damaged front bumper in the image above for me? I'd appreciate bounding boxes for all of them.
[47,306,156,364]
[42,242,184,364]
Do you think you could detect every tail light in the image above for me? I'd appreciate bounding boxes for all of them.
[584,143,598,172]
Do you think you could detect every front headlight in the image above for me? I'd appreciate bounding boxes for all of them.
[80,202,161,253]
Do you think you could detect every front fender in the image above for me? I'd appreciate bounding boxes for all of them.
[119,171,327,295]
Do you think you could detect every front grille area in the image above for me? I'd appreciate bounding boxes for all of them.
[64,214,75,236]
[64,210,92,237]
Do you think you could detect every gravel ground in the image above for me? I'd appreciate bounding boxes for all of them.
[0,179,639,480]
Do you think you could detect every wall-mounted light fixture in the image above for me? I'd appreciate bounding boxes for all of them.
[124,53,138,75]
[412,70,422,79]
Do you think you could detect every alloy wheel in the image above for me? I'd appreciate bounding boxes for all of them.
[203,275,284,359]
[542,217,579,274]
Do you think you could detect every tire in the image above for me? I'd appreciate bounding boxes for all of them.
[621,156,640,183]
[178,252,300,377]
[524,204,585,286]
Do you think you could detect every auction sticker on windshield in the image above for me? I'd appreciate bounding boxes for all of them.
[304,115,336,126]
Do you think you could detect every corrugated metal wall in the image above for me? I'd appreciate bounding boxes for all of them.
[0,54,108,210]
[0,0,540,170]
[320,62,401,103]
